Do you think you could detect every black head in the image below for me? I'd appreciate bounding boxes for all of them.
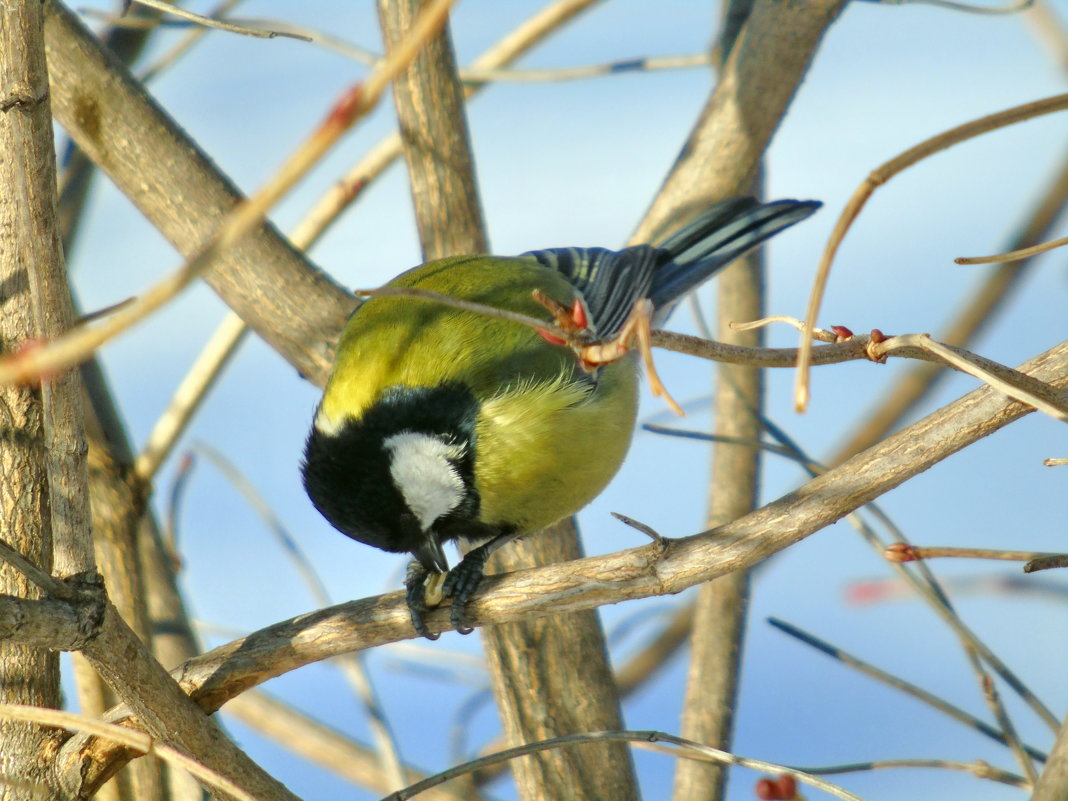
[301,384,482,571]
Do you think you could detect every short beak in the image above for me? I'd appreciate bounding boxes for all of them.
[414,532,449,574]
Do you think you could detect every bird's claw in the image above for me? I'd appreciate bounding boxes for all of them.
[404,560,440,640]
[441,550,488,635]
[404,554,488,639]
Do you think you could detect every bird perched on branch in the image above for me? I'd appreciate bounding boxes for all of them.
[302,196,820,638]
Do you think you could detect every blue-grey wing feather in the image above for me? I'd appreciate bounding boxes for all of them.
[519,245,660,338]
[522,197,821,338]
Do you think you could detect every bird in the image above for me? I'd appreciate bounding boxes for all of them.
[302,196,820,639]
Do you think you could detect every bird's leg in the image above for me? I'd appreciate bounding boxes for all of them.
[580,299,684,416]
[404,559,441,640]
[441,529,523,634]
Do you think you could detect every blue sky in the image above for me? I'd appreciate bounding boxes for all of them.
[66,1,1066,799]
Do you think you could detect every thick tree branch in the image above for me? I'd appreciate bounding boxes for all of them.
[631,0,848,246]
[0,594,95,650]
[379,0,486,259]
[0,0,67,793]
[58,598,305,801]
[1032,712,1068,801]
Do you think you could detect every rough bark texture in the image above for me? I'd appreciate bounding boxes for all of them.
[0,2,64,796]
[672,6,762,796]
[480,524,638,801]
[673,248,762,801]
[378,0,487,260]
[1032,711,1068,801]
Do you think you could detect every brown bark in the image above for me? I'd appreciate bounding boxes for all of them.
[0,2,66,796]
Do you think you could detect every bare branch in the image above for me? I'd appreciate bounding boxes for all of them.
[955,233,1068,264]
[223,690,486,801]
[796,91,1068,411]
[0,594,97,650]
[884,544,1065,564]
[831,148,1068,462]
[8,0,455,388]
[631,0,848,244]
[0,704,263,801]
[125,0,311,40]
[0,3,67,789]
[383,730,866,801]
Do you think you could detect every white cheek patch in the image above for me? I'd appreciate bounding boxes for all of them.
[382,432,465,530]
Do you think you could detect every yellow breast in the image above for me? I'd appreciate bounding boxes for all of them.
[474,359,638,533]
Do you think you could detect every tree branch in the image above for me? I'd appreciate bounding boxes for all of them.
[631,0,848,245]
[0,0,67,792]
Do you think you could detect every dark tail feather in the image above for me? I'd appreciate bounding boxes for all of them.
[648,198,821,314]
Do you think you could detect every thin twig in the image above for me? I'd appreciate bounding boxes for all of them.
[785,757,1026,788]
[869,0,1033,12]
[1024,554,1068,573]
[955,233,1068,264]
[125,0,311,39]
[0,704,261,801]
[831,146,1068,463]
[884,544,1064,564]
[796,91,1068,411]
[768,619,1048,763]
[460,53,710,83]
[981,673,1040,784]
[883,335,1067,421]
[381,730,866,801]
[138,0,246,82]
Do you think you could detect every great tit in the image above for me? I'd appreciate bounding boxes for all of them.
[302,196,820,638]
